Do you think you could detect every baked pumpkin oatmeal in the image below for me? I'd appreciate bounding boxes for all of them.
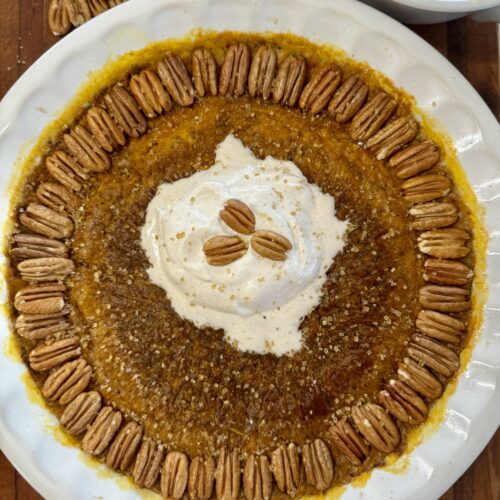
[6,32,475,498]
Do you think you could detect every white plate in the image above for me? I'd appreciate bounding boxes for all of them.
[0,0,499,499]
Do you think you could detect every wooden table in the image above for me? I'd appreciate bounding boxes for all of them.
[0,2,499,499]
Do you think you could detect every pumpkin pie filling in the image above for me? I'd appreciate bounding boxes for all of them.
[6,33,475,497]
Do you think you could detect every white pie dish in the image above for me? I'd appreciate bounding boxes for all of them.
[0,0,499,499]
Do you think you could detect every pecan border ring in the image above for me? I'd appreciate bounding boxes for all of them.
[6,35,475,499]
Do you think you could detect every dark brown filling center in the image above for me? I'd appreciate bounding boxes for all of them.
[69,96,421,456]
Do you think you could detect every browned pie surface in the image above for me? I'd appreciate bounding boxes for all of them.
[6,32,479,492]
[66,95,421,458]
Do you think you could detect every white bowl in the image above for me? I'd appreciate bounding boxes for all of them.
[1,0,499,499]
[360,0,500,24]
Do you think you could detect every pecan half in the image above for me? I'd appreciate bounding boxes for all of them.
[130,69,172,118]
[108,0,125,5]
[104,85,147,138]
[220,199,256,235]
[15,308,72,341]
[401,174,451,204]
[423,258,473,286]
[248,46,277,100]
[158,53,195,106]
[82,406,123,455]
[63,0,91,27]
[408,335,460,377]
[419,284,470,313]
[379,380,428,425]
[20,203,74,239]
[219,43,250,97]
[17,257,75,283]
[366,116,418,160]
[42,358,92,404]
[192,48,218,97]
[203,236,247,266]
[251,230,292,261]
[87,0,108,16]
[48,0,71,35]
[328,420,369,465]
[299,64,342,115]
[388,141,440,179]
[36,182,79,212]
[398,357,442,399]
[350,93,397,142]
[10,233,68,260]
[60,390,102,435]
[416,309,465,344]
[63,124,110,173]
[17,257,74,283]
[46,150,89,192]
[272,55,307,107]
[215,447,241,500]
[302,438,334,491]
[328,74,369,123]
[270,443,300,496]
[87,105,126,152]
[106,421,143,471]
[189,456,215,500]
[409,202,458,231]
[133,440,165,489]
[351,403,400,453]
[243,455,272,500]
[161,451,189,499]
[14,283,66,315]
[29,335,81,371]
[417,228,470,259]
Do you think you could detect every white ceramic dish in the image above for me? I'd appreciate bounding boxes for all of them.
[360,0,500,23]
[0,0,499,498]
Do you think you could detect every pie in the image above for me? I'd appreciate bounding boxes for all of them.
[6,32,478,498]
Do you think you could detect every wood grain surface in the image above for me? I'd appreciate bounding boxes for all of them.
[0,2,499,499]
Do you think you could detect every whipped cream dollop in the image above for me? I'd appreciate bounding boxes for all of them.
[141,135,348,356]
